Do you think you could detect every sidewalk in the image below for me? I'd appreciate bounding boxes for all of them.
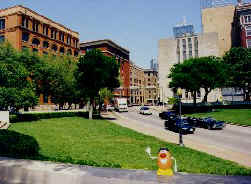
[103,112,251,168]
[0,157,251,184]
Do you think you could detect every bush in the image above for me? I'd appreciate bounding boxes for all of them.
[0,130,39,157]
[10,111,101,123]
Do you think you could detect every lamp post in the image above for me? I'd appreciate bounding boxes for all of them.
[177,88,184,146]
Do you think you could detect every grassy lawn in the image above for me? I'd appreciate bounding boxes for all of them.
[187,109,251,126]
[1,117,250,175]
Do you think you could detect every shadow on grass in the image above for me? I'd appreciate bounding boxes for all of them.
[0,130,121,169]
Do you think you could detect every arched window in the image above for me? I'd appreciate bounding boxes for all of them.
[43,41,49,48]
[32,38,40,46]
[67,49,72,55]
[22,32,29,42]
[51,44,58,52]
[60,47,65,54]
[74,50,79,56]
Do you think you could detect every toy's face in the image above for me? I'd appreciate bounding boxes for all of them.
[157,149,172,169]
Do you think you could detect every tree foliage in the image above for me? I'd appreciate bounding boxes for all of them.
[75,49,120,119]
[0,43,37,111]
[223,47,251,101]
[169,56,227,104]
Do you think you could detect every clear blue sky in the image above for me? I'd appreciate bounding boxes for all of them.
[1,0,205,68]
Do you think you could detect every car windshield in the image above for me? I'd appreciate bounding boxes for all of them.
[141,107,149,110]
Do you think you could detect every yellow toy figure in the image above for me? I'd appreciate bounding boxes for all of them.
[145,147,177,176]
[157,148,173,176]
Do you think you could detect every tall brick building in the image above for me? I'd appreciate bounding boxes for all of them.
[0,5,80,105]
[79,39,130,100]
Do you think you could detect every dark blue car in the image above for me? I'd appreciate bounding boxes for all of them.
[164,117,195,134]
[196,117,225,130]
[159,111,177,120]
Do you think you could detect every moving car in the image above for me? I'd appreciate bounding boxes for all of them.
[159,111,177,120]
[164,117,195,134]
[114,98,128,112]
[106,104,115,111]
[139,106,152,115]
[196,117,225,130]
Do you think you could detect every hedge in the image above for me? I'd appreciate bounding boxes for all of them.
[10,111,101,123]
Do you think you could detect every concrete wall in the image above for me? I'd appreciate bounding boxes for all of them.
[198,32,219,57]
[202,5,235,56]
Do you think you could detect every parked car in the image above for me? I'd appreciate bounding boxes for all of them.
[106,104,115,111]
[159,111,177,120]
[164,117,195,134]
[196,117,225,130]
[139,106,152,115]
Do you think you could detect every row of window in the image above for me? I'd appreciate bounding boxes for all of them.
[21,16,78,48]
[177,37,199,61]
[0,19,5,30]
[22,32,78,56]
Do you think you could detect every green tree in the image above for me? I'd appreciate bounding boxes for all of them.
[223,47,251,101]
[75,49,120,119]
[0,43,37,112]
[169,59,200,106]
[169,56,226,105]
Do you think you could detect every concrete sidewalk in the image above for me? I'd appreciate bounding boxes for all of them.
[104,112,251,168]
[0,157,251,184]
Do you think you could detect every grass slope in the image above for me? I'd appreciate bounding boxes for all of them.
[4,117,251,175]
[188,109,251,126]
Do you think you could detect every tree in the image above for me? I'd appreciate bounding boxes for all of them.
[168,56,227,105]
[75,49,120,119]
[191,56,227,103]
[223,47,251,101]
[168,59,200,106]
[0,42,37,112]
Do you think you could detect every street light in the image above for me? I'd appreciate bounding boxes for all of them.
[177,88,184,146]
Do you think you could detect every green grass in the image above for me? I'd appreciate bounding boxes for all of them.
[2,117,251,175]
[187,109,251,126]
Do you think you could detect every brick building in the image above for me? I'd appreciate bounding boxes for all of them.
[79,39,130,100]
[130,62,145,105]
[143,69,159,105]
[0,5,80,105]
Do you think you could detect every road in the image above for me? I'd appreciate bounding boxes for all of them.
[114,107,251,166]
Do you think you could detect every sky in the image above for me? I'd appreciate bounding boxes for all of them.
[1,0,205,68]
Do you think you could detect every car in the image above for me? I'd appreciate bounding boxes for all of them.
[139,106,152,115]
[159,111,177,120]
[196,117,225,130]
[164,117,195,134]
[106,104,115,111]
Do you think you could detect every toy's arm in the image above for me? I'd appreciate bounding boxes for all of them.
[171,157,178,172]
[145,147,158,160]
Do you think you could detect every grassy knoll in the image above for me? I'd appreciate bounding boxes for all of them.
[187,109,251,126]
[1,117,250,175]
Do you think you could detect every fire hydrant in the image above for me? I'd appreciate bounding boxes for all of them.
[145,147,177,176]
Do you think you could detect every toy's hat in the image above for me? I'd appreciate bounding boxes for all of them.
[159,147,169,152]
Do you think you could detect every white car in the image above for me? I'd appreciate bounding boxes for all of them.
[139,106,152,115]
[106,105,115,111]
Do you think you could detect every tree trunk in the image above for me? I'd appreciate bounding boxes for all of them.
[192,91,197,107]
[89,98,93,120]
[203,88,210,103]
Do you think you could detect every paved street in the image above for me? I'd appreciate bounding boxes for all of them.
[110,107,251,167]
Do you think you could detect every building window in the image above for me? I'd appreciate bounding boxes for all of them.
[32,20,39,32]
[244,15,251,24]
[246,26,251,37]
[247,39,251,48]
[188,38,192,58]
[32,38,40,46]
[60,47,65,54]
[67,35,71,45]
[185,91,188,99]
[0,35,4,42]
[43,41,49,48]
[32,48,38,52]
[194,37,198,57]
[74,50,79,56]
[197,90,201,98]
[59,32,64,42]
[67,49,72,55]
[43,94,48,104]
[0,19,5,30]
[73,39,78,48]
[22,16,29,28]
[22,32,29,42]
[43,25,48,36]
[52,44,58,52]
[51,29,57,39]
